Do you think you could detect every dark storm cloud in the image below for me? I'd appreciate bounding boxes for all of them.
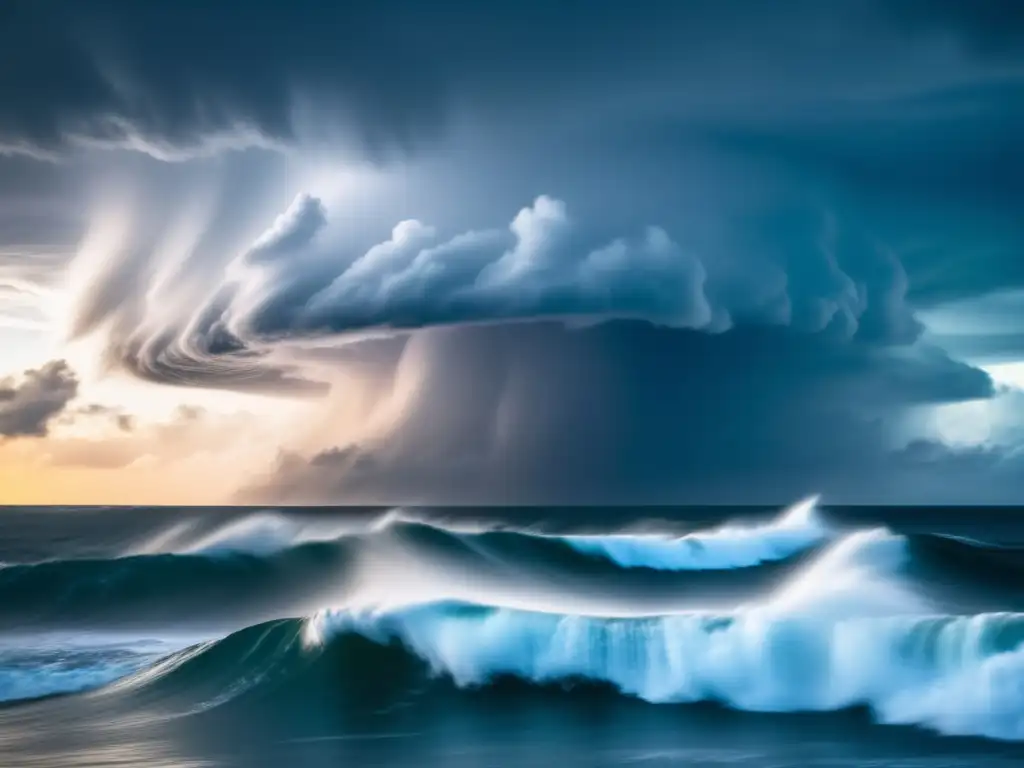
[884,438,1024,505]
[0,360,79,438]
[699,79,1024,306]
[11,0,1022,335]
[889,0,1024,55]
[242,321,995,505]
[1,0,1021,159]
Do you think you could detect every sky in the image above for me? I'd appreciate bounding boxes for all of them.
[1,0,1023,505]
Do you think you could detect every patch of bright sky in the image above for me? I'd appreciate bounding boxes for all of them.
[928,398,996,447]
[0,326,55,375]
[983,361,1024,391]
[913,288,1024,446]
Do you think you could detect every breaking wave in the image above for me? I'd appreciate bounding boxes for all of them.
[124,496,828,571]
[0,499,831,630]
[559,495,826,570]
[301,603,1024,741]
[3,501,1024,745]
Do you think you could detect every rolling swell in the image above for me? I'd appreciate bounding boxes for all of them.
[903,534,1024,611]
[0,541,356,631]
[0,503,1022,631]
[129,499,830,574]
[110,526,1024,742]
[0,502,834,630]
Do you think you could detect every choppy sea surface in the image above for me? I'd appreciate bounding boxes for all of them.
[2,501,1024,767]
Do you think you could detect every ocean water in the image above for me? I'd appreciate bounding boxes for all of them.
[1,501,1024,766]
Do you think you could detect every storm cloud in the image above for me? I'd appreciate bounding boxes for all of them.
[2,0,1022,504]
[93,190,930,395]
[235,195,717,335]
[2,1,1022,159]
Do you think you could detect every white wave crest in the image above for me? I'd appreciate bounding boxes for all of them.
[125,497,827,569]
[560,496,827,570]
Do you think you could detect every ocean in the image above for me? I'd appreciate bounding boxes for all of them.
[1,501,1024,767]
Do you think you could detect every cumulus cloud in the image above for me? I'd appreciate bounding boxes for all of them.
[93,192,931,393]
[0,360,79,438]
[254,195,715,335]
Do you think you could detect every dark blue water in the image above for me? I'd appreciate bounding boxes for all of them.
[1,502,1024,767]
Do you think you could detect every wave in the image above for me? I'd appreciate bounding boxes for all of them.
[303,603,1024,741]
[127,498,829,572]
[0,502,837,631]
[127,511,380,558]
[558,496,826,570]
[4,528,1023,743]
[28,601,1024,740]
[3,499,1024,636]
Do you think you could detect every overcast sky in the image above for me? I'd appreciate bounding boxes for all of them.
[1,0,1023,505]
